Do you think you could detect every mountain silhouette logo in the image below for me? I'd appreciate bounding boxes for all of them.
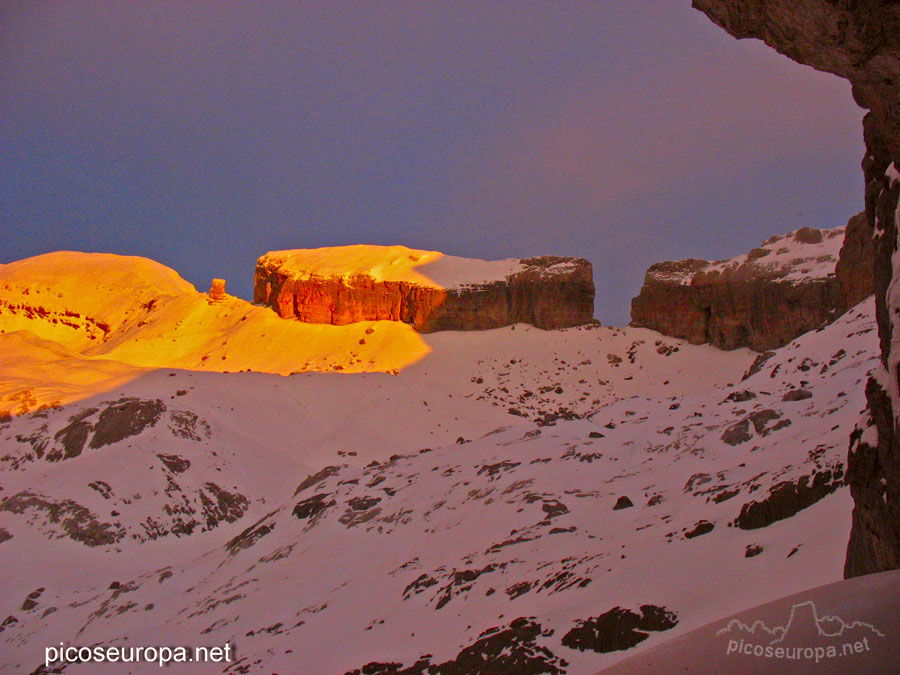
[717,600,884,647]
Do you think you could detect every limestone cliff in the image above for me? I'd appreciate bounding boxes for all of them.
[630,226,855,351]
[690,0,900,577]
[253,245,594,332]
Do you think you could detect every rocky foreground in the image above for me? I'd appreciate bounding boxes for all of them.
[254,245,595,331]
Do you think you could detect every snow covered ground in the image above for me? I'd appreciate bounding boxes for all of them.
[647,226,845,285]
[0,253,879,673]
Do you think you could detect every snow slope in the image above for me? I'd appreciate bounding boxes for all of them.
[0,272,877,675]
[256,245,536,289]
[649,226,845,285]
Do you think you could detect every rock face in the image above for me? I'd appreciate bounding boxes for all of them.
[254,245,594,332]
[209,278,226,300]
[689,0,900,577]
[630,226,854,351]
[836,212,876,310]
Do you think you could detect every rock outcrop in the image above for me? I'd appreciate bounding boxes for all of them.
[836,212,876,310]
[208,278,226,301]
[254,245,594,332]
[689,0,900,577]
[630,226,856,351]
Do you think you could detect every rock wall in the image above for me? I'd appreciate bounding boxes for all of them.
[630,226,855,352]
[836,211,876,310]
[690,0,900,577]
[254,254,594,332]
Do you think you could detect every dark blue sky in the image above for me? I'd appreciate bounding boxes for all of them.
[1,2,864,324]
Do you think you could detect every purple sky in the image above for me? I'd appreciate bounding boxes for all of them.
[1,1,864,324]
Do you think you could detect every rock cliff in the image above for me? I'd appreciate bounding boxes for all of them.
[630,225,858,351]
[690,0,900,577]
[253,245,594,332]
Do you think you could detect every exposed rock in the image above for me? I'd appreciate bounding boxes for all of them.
[561,605,678,654]
[836,212,876,310]
[733,467,844,530]
[198,483,249,530]
[782,388,813,402]
[846,379,900,576]
[293,494,334,520]
[209,278,227,300]
[721,419,752,446]
[745,544,764,558]
[156,453,191,474]
[345,617,567,675]
[613,496,634,510]
[684,520,715,539]
[254,245,594,332]
[226,516,276,555]
[0,491,123,546]
[89,398,165,449]
[294,466,342,496]
[630,227,851,351]
[723,390,756,404]
[691,0,900,579]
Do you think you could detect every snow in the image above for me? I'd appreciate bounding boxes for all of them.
[0,250,881,673]
[650,227,845,286]
[257,244,532,288]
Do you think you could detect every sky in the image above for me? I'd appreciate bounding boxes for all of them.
[1,1,865,325]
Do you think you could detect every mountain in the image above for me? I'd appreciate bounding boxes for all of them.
[630,223,872,351]
[0,244,878,673]
[254,245,595,331]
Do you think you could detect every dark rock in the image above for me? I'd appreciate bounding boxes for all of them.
[346,617,567,675]
[846,379,900,576]
[742,351,776,381]
[745,544,764,558]
[347,496,381,511]
[48,409,97,461]
[477,460,520,479]
[292,494,334,520]
[836,212,875,309]
[0,491,122,546]
[89,398,165,449]
[541,499,569,518]
[613,496,634,510]
[294,466,342,496]
[782,388,813,402]
[748,409,781,434]
[561,605,678,653]
[734,467,844,530]
[156,454,191,473]
[198,483,249,529]
[684,520,715,539]
[724,390,756,403]
[226,516,276,555]
[721,419,752,446]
